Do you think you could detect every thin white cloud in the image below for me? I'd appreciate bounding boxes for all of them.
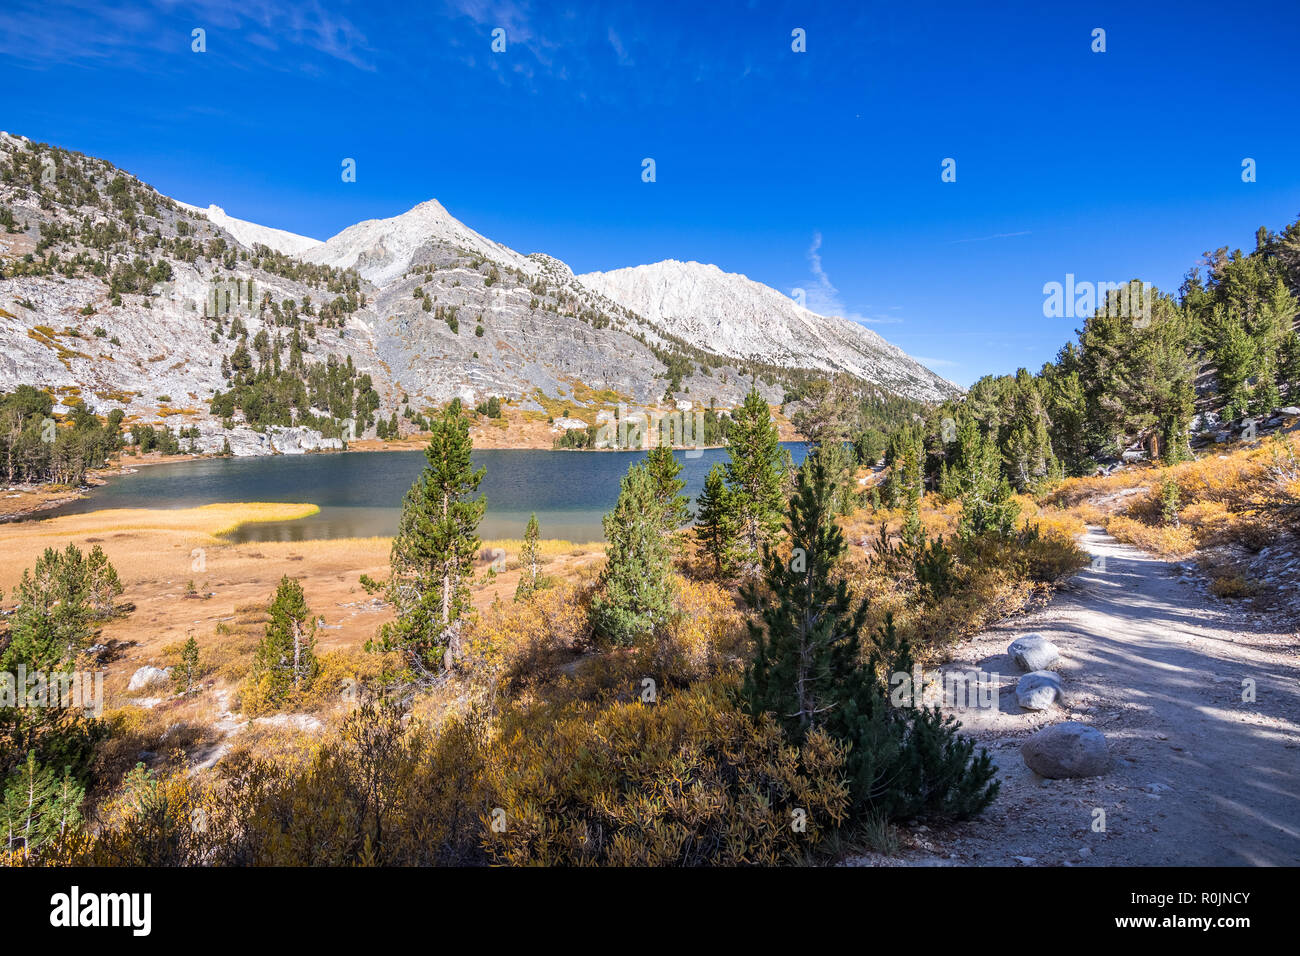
[802,232,898,325]
[0,0,377,71]
[949,230,1032,244]
[911,356,959,368]
[443,0,562,71]
[608,27,633,65]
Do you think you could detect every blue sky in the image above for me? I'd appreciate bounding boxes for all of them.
[3,0,1298,386]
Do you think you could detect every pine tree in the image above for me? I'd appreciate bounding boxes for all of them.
[1279,330,1300,401]
[0,545,111,780]
[2,544,97,673]
[255,576,319,701]
[790,374,855,447]
[514,513,541,601]
[644,444,690,541]
[1,751,83,857]
[724,388,786,572]
[742,452,871,735]
[693,462,739,578]
[591,462,675,646]
[743,454,999,821]
[175,634,200,695]
[85,544,123,619]
[371,403,485,677]
[1004,369,1057,490]
[1039,344,1094,475]
[870,616,1000,821]
[882,426,923,510]
[899,434,926,547]
[956,422,1020,539]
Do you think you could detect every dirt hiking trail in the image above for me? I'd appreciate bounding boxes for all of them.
[854,527,1300,867]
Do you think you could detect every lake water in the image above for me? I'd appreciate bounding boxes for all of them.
[46,445,809,543]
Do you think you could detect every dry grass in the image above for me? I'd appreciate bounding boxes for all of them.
[480,536,598,559]
[2,501,317,542]
[0,495,610,740]
[835,491,1088,662]
[1208,572,1262,599]
[1105,515,1197,558]
[1048,433,1300,559]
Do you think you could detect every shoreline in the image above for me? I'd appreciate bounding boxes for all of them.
[2,432,802,523]
[1,399,799,521]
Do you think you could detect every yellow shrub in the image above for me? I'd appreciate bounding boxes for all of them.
[52,686,850,867]
[1209,573,1261,598]
[462,582,594,698]
[641,578,747,686]
[92,705,220,794]
[1105,515,1196,558]
[482,684,850,866]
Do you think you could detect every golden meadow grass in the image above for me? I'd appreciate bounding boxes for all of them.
[1039,431,1300,559]
[481,536,602,558]
[0,497,602,595]
[4,501,318,540]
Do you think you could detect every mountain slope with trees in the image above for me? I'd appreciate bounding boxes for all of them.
[0,131,955,472]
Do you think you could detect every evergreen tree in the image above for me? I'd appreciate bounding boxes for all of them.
[644,444,691,540]
[1004,368,1057,489]
[724,388,786,572]
[1279,330,1300,400]
[817,439,857,516]
[591,462,675,646]
[881,426,919,509]
[514,513,541,602]
[693,462,739,578]
[742,452,872,735]
[2,751,83,857]
[175,635,201,695]
[254,576,319,701]
[370,404,485,677]
[790,374,855,448]
[2,544,98,673]
[84,544,123,619]
[956,422,1020,539]
[1,545,119,779]
[892,430,926,546]
[1038,345,1093,475]
[743,454,999,821]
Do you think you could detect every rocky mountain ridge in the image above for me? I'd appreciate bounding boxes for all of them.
[0,131,958,456]
[579,259,956,402]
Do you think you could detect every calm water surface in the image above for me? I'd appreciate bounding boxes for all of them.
[46,445,809,543]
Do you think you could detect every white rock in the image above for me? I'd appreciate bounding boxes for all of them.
[1016,671,1063,710]
[127,665,171,691]
[1008,634,1060,671]
[251,713,324,732]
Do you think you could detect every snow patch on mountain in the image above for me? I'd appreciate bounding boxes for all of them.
[577,260,959,401]
[304,199,539,286]
[175,201,323,257]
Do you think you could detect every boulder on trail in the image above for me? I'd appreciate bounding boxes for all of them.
[1016,670,1062,710]
[1022,721,1110,778]
[1008,634,1060,672]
